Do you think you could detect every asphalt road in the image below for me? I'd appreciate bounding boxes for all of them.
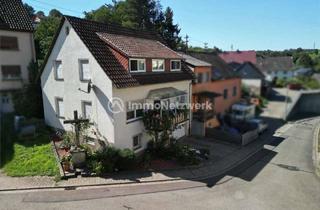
[0,117,319,210]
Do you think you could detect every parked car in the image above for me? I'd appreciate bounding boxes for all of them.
[249,119,268,134]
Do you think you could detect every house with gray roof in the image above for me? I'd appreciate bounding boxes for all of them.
[235,62,265,96]
[0,0,36,113]
[257,56,295,82]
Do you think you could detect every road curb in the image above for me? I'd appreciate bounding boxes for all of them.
[0,140,265,193]
[312,121,320,178]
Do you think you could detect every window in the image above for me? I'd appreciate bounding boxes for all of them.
[152,59,164,72]
[205,72,211,82]
[54,60,63,80]
[1,65,21,80]
[197,73,203,83]
[1,94,9,104]
[82,101,92,119]
[130,59,145,72]
[171,60,181,71]
[223,89,228,99]
[65,26,70,35]
[179,95,187,103]
[79,59,90,81]
[55,98,64,118]
[233,86,237,97]
[132,134,142,150]
[127,108,144,122]
[0,36,18,50]
[136,109,144,118]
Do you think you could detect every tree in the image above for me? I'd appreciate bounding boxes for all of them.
[12,62,43,118]
[34,15,61,59]
[158,7,181,49]
[23,3,35,17]
[49,9,63,18]
[297,53,313,67]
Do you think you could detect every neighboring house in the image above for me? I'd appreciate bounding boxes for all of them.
[188,52,242,115]
[219,50,257,64]
[179,52,221,132]
[0,0,36,113]
[41,16,193,151]
[235,62,265,96]
[257,56,295,81]
[293,67,313,77]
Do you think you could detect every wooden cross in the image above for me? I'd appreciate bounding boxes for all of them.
[63,110,89,147]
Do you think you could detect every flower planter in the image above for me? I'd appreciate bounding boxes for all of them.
[71,149,86,168]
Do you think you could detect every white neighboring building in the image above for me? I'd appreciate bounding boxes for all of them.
[0,0,36,113]
[41,16,193,151]
[257,56,295,82]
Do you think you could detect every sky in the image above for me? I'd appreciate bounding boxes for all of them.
[23,0,320,51]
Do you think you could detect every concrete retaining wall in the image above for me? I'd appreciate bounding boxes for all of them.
[287,91,320,120]
[313,122,320,177]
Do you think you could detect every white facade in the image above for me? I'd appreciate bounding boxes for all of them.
[242,79,262,96]
[0,30,35,113]
[41,20,191,151]
[265,70,294,81]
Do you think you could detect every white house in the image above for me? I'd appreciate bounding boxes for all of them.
[0,0,36,113]
[257,56,295,82]
[41,16,194,152]
[234,62,266,96]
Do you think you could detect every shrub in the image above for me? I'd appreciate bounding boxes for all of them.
[146,141,200,166]
[86,147,137,175]
[116,149,136,170]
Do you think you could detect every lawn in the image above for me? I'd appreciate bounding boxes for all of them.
[0,114,59,177]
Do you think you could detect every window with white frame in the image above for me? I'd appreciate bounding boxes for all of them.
[55,98,64,118]
[132,134,142,150]
[152,59,164,72]
[82,101,92,119]
[127,107,144,122]
[79,59,91,81]
[171,60,181,71]
[130,59,145,72]
[54,60,63,80]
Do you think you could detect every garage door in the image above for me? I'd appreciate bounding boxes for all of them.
[172,122,187,139]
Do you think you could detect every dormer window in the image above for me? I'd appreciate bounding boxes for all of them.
[130,59,146,73]
[152,59,164,72]
[171,60,181,71]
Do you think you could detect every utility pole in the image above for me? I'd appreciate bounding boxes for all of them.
[184,34,189,52]
[204,42,208,50]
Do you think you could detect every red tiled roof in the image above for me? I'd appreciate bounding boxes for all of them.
[219,51,257,64]
[97,32,182,59]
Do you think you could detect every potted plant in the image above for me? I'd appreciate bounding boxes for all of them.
[60,132,74,152]
[61,154,72,172]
